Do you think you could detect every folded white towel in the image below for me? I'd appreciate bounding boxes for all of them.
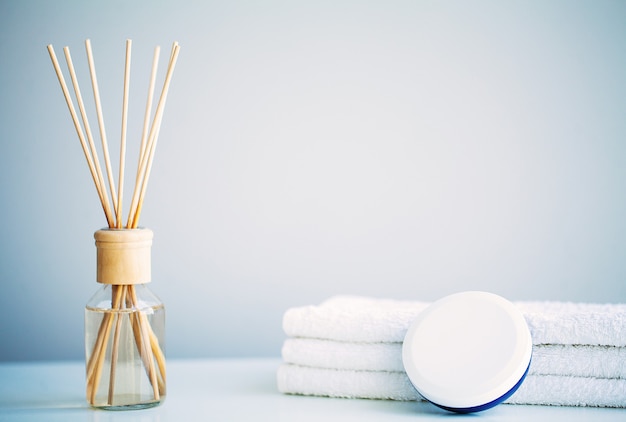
[282,338,626,379]
[282,338,404,372]
[283,296,428,344]
[277,364,626,408]
[529,344,626,379]
[277,363,420,401]
[283,295,626,346]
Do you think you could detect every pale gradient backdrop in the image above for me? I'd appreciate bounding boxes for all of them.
[1,0,625,361]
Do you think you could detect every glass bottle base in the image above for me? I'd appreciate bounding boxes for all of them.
[90,398,164,411]
[85,284,166,412]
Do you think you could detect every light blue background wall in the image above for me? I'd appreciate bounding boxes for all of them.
[1,0,625,361]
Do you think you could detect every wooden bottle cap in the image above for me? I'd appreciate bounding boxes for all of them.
[94,228,153,285]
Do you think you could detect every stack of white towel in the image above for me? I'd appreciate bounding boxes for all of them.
[277,295,626,407]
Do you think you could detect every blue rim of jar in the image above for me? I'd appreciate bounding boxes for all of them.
[426,357,531,413]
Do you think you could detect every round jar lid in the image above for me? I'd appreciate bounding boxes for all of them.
[402,291,532,413]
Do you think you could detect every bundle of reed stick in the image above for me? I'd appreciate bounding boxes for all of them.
[47,39,180,406]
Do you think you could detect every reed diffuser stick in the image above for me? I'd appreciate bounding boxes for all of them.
[63,46,115,227]
[126,291,165,395]
[127,46,160,228]
[117,40,132,228]
[85,39,118,214]
[86,284,124,403]
[129,285,160,400]
[140,47,161,169]
[107,285,127,404]
[130,42,180,228]
[46,45,115,227]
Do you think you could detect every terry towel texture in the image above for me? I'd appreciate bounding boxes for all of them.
[282,296,626,345]
[277,365,626,408]
[278,295,626,408]
[282,338,626,378]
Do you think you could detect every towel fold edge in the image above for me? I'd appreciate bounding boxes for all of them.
[277,364,626,408]
[281,338,626,379]
[283,296,626,346]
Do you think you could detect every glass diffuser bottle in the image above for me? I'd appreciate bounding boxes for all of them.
[47,38,179,411]
[85,228,166,410]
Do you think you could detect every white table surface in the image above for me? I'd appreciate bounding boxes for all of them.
[0,358,624,421]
